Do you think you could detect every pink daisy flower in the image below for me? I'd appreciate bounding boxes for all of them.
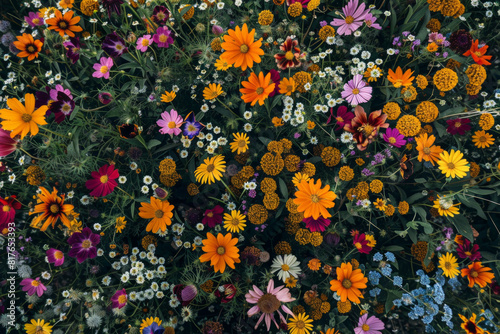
[153,26,174,48]
[383,128,406,148]
[364,13,382,30]
[330,0,370,36]
[46,248,65,266]
[24,12,44,28]
[92,57,114,79]
[355,314,385,334]
[111,288,128,309]
[20,277,47,297]
[245,279,295,331]
[341,74,372,105]
[157,109,183,136]
[136,34,152,52]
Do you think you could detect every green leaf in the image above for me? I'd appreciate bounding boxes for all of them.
[412,206,428,223]
[450,214,473,241]
[467,188,496,195]
[278,178,288,199]
[384,245,404,252]
[147,139,162,150]
[408,228,417,244]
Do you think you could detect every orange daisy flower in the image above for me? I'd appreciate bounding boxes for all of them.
[220,23,264,71]
[463,40,492,66]
[279,77,296,96]
[13,33,43,61]
[30,187,74,232]
[0,93,48,140]
[138,197,174,233]
[199,232,240,273]
[329,262,368,304]
[46,10,83,37]
[293,178,337,220]
[240,72,275,106]
[460,262,495,288]
[387,67,415,88]
[459,313,486,334]
[415,133,443,166]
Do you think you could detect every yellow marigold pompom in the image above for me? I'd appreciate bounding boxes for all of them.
[369,179,383,193]
[337,300,352,313]
[338,166,354,181]
[267,140,284,154]
[286,198,299,213]
[318,25,335,41]
[295,228,312,245]
[401,85,418,102]
[280,138,293,153]
[248,204,269,225]
[159,158,176,174]
[398,201,410,214]
[440,0,461,16]
[446,59,461,70]
[293,71,312,93]
[383,102,401,120]
[465,64,487,86]
[396,115,422,137]
[427,0,444,12]
[288,2,303,17]
[260,152,284,176]
[24,165,46,186]
[466,84,481,96]
[260,177,277,194]
[308,64,321,73]
[258,10,274,26]
[211,38,222,51]
[80,0,99,16]
[310,232,323,246]
[179,4,195,20]
[385,204,395,216]
[478,113,494,130]
[433,68,458,92]
[274,0,285,4]
[307,0,321,11]
[301,162,316,176]
[274,241,292,255]
[416,75,429,89]
[263,193,280,210]
[284,155,301,172]
[416,101,439,123]
[452,3,465,18]
[426,18,441,32]
[187,183,199,196]
[321,147,341,167]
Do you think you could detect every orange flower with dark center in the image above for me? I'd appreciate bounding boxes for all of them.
[13,34,43,61]
[415,133,443,166]
[460,262,495,288]
[199,232,240,273]
[329,262,368,304]
[344,105,389,151]
[46,10,83,37]
[30,187,74,231]
[459,313,485,334]
[240,72,275,106]
[293,178,336,220]
[463,40,492,66]
[220,23,264,71]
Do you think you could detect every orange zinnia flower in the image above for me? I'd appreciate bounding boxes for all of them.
[138,197,174,233]
[13,33,43,61]
[463,40,492,66]
[415,133,443,166]
[329,262,368,304]
[461,262,495,288]
[220,23,264,71]
[30,187,74,232]
[387,67,415,88]
[199,232,240,273]
[293,178,337,220]
[240,72,275,106]
[46,10,83,37]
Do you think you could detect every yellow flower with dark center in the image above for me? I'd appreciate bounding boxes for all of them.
[472,130,494,148]
[438,252,460,278]
[30,187,74,231]
[115,216,127,233]
[230,133,250,154]
[459,313,486,334]
[437,149,470,179]
[46,10,83,37]
[433,195,460,217]
[13,33,43,61]
[223,210,246,233]
[373,198,387,211]
[0,93,48,139]
[194,155,226,185]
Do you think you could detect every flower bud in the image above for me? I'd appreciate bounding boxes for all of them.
[212,25,224,35]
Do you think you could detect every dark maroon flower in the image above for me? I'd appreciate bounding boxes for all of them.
[268,69,281,98]
[303,216,331,232]
[49,91,75,123]
[328,105,354,130]
[324,232,340,246]
[446,118,471,135]
[98,92,113,105]
[449,29,472,54]
[102,32,128,58]
[214,284,236,303]
[202,205,223,228]
[67,227,100,263]
[63,37,81,64]
[118,124,139,139]
[101,0,124,18]
[173,284,197,306]
[456,239,481,261]
[491,281,500,295]
[152,5,170,25]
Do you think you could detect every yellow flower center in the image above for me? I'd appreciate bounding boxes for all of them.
[423,147,431,155]
[157,12,165,20]
[168,121,176,129]
[35,325,43,333]
[55,251,64,259]
[454,122,461,128]
[82,239,92,249]
[342,278,352,289]
[33,18,40,24]
[354,242,362,249]
[100,65,109,74]
[447,162,456,170]
[352,88,360,95]
[366,20,372,27]
[31,280,40,287]
[142,39,150,46]
[22,113,32,122]
[206,163,215,172]
[50,204,60,214]
[285,51,294,60]
[444,261,452,270]
[240,44,249,53]
[256,87,264,95]
[389,137,396,144]
[154,210,164,218]
[100,175,108,184]
[281,264,290,271]
[118,295,127,304]
[257,293,281,314]
[159,35,167,43]
[59,21,68,29]
[27,45,36,53]
[470,269,479,278]
[345,16,354,24]
[474,51,482,57]
[296,320,306,329]
[238,139,246,148]
[465,251,472,256]
[62,104,71,113]
[362,324,370,331]
[207,212,214,218]
[359,124,374,137]
[217,246,225,255]
[2,205,10,212]
[310,194,319,203]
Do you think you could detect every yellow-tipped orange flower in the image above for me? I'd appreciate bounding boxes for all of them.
[293,178,336,220]
[13,34,43,61]
[199,232,240,273]
[220,23,264,71]
[30,187,74,232]
[387,67,415,88]
[240,72,276,106]
[329,262,368,304]
[46,10,83,37]
[461,262,494,288]
[0,93,48,139]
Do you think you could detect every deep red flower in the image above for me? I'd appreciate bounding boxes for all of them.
[463,40,492,66]
[303,216,331,232]
[268,69,281,97]
[446,118,471,135]
[274,37,301,70]
[0,129,19,158]
[0,196,21,234]
[214,284,237,303]
[328,105,354,131]
[202,205,224,228]
[344,105,389,151]
[353,233,372,254]
[85,164,119,197]
[457,239,481,261]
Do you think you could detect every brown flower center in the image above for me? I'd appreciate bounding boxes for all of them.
[35,325,43,333]
[50,204,60,214]
[257,293,281,314]
[217,246,225,255]
[285,51,294,60]
[342,278,352,289]
[231,218,240,226]
[310,194,319,203]
[444,262,452,270]
[296,320,306,329]
[240,44,249,53]
[81,239,92,249]
[155,210,164,218]
[345,16,354,24]
[206,163,215,173]
[447,162,455,170]
[238,140,246,148]
[100,175,108,184]
[287,85,293,92]
[22,113,32,122]
[58,21,68,29]
[352,88,360,95]
[27,45,36,53]
[423,147,431,155]
[479,136,486,142]
[256,87,264,95]
[470,269,479,278]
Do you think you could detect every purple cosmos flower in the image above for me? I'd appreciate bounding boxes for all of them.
[20,277,46,297]
[102,32,128,58]
[331,0,370,35]
[355,314,385,334]
[101,0,124,18]
[93,57,114,79]
[364,13,381,30]
[49,91,75,123]
[341,74,372,105]
[67,227,100,263]
[111,288,127,309]
[24,12,44,28]
[303,216,331,232]
[136,34,152,52]
[46,248,65,266]
[383,128,406,148]
[63,37,81,64]
[152,5,170,25]
[157,109,183,136]
[182,112,203,139]
[153,26,174,48]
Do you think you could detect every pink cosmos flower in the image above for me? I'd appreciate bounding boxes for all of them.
[92,57,114,79]
[153,26,174,48]
[245,279,295,331]
[330,0,370,35]
[303,216,331,232]
[136,34,152,52]
[428,32,446,46]
[85,164,119,197]
[111,288,128,309]
[355,314,385,334]
[24,12,44,28]
[327,105,355,130]
[341,74,372,105]
[383,128,406,148]
[46,248,65,266]
[364,13,382,30]
[157,109,183,135]
[20,277,47,297]
[0,129,18,157]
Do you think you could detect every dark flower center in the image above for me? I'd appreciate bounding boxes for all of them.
[58,21,68,29]
[206,164,215,173]
[470,269,479,278]
[466,321,478,333]
[50,204,60,214]
[423,147,431,154]
[217,246,225,255]
[22,113,32,122]
[256,87,264,95]
[155,210,164,218]
[257,293,281,314]
[342,278,352,289]
[240,44,249,53]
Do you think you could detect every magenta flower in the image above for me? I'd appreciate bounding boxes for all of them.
[286,0,311,8]
[68,227,100,263]
[92,57,114,79]
[136,34,152,52]
[457,239,481,261]
[268,69,281,98]
[46,248,65,267]
[153,26,174,48]
[0,129,18,157]
[24,12,44,28]
[245,279,295,331]
[157,109,183,135]
[85,164,119,197]
[303,216,331,232]
[355,314,385,334]
[341,74,372,105]
[364,13,381,30]
[202,205,224,228]
[327,105,355,130]
[428,32,446,46]
[20,277,47,297]
[383,128,406,148]
[111,288,127,309]
[330,0,370,35]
